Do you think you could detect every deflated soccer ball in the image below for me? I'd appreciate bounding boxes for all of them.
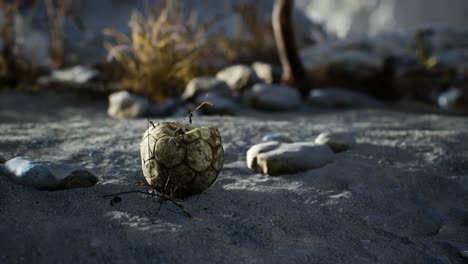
[140,122,224,198]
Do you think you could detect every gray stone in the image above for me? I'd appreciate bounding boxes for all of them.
[252,62,282,84]
[250,84,302,111]
[216,65,257,92]
[196,93,238,115]
[148,97,182,117]
[262,133,292,143]
[302,45,383,80]
[247,141,334,176]
[107,91,150,119]
[3,157,98,190]
[437,88,468,111]
[308,87,385,108]
[315,132,353,153]
[182,77,232,101]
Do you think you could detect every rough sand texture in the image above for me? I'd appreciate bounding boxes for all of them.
[1,92,467,263]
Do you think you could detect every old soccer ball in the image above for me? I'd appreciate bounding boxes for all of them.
[140,122,224,198]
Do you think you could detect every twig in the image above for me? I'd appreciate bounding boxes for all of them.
[103,190,194,219]
[176,101,213,126]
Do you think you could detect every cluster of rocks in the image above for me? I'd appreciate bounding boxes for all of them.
[0,156,98,191]
[105,27,468,118]
[301,27,468,111]
[107,62,388,119]
[247,131,352,176]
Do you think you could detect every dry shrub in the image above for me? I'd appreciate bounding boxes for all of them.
[0,0,37,86]
[104,2,224,103]
[45,0,74,69]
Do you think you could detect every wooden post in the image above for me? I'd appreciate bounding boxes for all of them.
[272,0,308,96]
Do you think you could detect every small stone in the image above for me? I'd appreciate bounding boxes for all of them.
[182,77,232,101]
[247,142,334,176]
[216,65,257,92]
[308,87,385,108]
[107,91,149,118]
[49,65,100,84]
[252,62,282,83]
[262,133,292,143]
[148,97,182,117]
[437,88,468,111]
[3,157,98,190]
[0,154,6,164]
[315,132,353,153]
[195,93,238,115]
[250,84,302,111]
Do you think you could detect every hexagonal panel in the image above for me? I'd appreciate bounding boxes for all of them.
[186,139,213,172]
[212,145,224,172]
[155,136,186,168]
[186,167,218,195]
[168,164,198,185]
[183,129,201,144]
[140,132,157,162]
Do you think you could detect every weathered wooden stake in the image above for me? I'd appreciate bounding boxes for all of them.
[272,0,308,96]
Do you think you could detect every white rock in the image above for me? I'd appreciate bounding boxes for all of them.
[3,157,98,190]
[182,77,232,101]
[196,93,238,115]
[216,65,257,92]
[262,133,292,143]
[252,62,282,84]
[247,142,334,176]
[308,87,385,108]
[250,84,302,111]
[50,65,100,84]
[437,88,468,111]
[315,132,353,153]
[107,91,150,119]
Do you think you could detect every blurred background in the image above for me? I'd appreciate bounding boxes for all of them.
[1,0,468,117]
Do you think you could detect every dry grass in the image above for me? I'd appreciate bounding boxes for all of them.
[104,2,224,103]
[0,0,38,87]
[45,0,73,69]
[104,0,279,102]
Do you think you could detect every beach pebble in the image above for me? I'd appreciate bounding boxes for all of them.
[262,133,292,143]
[107,91,149,118]
[182,77,232,101]
[216,65,257,92]
[308,87,385,108]
[315,132,353,153]
[3,157,98,190]
[250,83,302,111]
[252,62,282,83]
[196,93,238,115]
[247,141,334,176]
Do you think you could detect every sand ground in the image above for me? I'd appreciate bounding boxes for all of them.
[0,91,467,263]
